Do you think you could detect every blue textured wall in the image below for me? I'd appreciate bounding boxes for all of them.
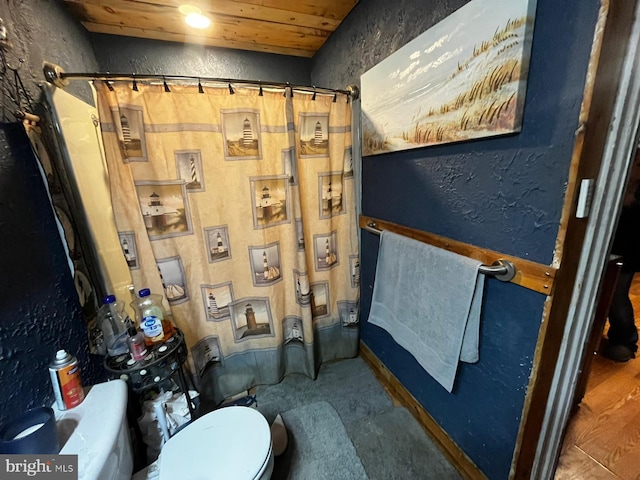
[0,124,100,427]
[0,0,102,428]
[312,0,600,478]
[91,34,312,86]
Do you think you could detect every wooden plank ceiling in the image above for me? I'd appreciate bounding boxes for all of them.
[62,0,359,58]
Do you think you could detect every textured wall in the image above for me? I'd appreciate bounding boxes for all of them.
[0,124,100,427]
[0,0,99,106]
[0,0,101,427]
[312,0,600,478]
[91,34,312,86]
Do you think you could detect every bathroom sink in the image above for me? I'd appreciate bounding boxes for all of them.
[52,379,133,480]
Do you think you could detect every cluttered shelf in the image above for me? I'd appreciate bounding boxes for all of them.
[104,328,187,390]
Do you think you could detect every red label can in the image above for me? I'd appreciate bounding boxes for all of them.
[49,350,85,410]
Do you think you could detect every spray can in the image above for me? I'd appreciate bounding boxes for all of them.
[49,350,85,410]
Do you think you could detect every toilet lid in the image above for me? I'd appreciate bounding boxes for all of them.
[159,406,271,480]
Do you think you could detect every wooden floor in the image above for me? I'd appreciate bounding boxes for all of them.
[555,274,640,480]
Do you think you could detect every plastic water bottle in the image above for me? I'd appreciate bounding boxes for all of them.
[131,288,175,346]
[97,295,131,356]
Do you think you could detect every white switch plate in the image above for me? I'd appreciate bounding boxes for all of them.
[576,178,594,218]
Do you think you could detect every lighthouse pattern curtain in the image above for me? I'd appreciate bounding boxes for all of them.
[95,83,359,404]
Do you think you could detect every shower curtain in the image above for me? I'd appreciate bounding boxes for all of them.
[95,82,359,404]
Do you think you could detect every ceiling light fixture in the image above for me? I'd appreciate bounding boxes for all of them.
[179,5,211,29]
[185,12,211,29]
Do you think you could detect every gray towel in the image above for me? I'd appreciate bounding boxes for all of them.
[367,231,485,392]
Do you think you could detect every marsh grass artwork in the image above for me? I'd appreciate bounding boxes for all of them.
[361,0,537,155]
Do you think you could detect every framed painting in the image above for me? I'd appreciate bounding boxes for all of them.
[361,0,537,155]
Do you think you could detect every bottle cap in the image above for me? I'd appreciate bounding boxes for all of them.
[128,327,138,337]
[103,294,117,304]
[138,288,151,298]
[56,350,67,360]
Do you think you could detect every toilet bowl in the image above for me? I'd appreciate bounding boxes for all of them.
[159,406,273,480]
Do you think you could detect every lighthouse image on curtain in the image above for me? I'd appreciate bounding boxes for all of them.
[283,316,304,344]
[156,256,189,304]
[204,225,231,263]
[282,147,298,185]
[118,231,139,269]
[201,282,234,321]
[338,300,359,328]
[318,172,345,219]
[299,112,329,158]
[294,270,311,306]
[175,150,205,192]
[229,297,274,342]
[350,255,360,288]
[249,243,282,287]
[112,105,147,161]
[314,231,339,271]
[310,281,330,319]
[192,336,223,376]
[135,181,193,240]
[221,110,262,160]
[250,176,289,228]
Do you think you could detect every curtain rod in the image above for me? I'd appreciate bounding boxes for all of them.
[42,62,360,99]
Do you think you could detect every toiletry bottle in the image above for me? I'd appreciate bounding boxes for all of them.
[127,326,148,361]
[49,350,84,410]
[131,288,174,346]
[97,294,131,356]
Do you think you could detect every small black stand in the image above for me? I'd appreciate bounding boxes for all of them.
[103,328,197,421]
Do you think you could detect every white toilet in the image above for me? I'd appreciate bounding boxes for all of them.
[159,406,274,480]
[55,379,273,480]
[52,379,134,480]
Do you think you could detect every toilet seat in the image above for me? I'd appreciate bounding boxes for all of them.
[159,406,272,480]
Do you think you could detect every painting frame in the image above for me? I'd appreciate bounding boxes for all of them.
[361,0,537,155]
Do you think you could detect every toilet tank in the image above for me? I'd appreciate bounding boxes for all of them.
[53,379,134,480]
